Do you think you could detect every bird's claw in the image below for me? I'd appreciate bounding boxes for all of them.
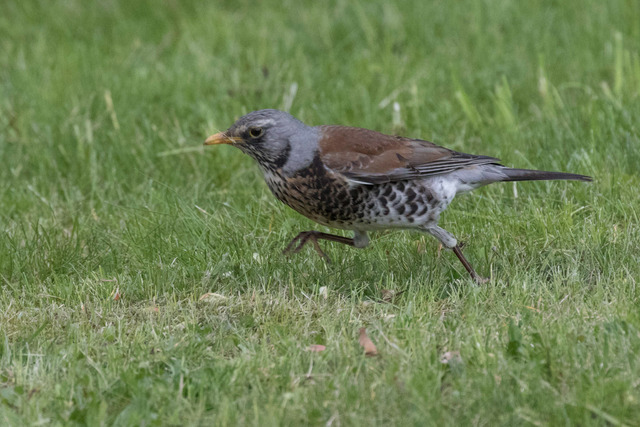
[283,231,332,263]
[472,274,490,285]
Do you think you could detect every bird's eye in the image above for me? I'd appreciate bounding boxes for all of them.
[248,127,264,139]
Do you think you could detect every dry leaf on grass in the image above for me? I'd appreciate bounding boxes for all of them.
[306,344,326,353]
[359,328,378,356]
[112,288,121,301]
[380,289,405,303]
[440,350,462,365]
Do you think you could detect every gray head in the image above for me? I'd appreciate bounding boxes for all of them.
[204,109,319,173]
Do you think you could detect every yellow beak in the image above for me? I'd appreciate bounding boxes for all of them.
[204,132,240,145]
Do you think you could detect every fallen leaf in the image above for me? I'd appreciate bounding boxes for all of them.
[359,328,378,356]
[380,289,395,302]
[112,288,121,301]
[440,350,462,365]
[380,289,405,303]
[306,344,326,353]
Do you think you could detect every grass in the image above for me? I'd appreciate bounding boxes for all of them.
[1,0,640,425]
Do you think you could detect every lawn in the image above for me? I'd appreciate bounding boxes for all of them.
[1,0,640,425]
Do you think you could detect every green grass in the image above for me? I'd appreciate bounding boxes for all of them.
[1,0,640,425]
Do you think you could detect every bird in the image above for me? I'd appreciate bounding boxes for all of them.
[204,109,591,283]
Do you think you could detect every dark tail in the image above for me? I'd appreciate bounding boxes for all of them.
[500,168,592,182]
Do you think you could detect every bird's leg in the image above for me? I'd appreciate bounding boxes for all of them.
[283,231,356,262]
[452,245,489,284]
[423,225,489,284]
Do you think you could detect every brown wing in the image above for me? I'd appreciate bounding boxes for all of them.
[317,125,500,184]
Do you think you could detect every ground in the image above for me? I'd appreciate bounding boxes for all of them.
[1,0,639,425]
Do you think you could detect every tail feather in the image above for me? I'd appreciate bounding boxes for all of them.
[500,168,592,182]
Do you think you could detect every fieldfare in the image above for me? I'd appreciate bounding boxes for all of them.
[205,109,591,283]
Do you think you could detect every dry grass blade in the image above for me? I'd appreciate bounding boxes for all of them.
[306,344,326,353]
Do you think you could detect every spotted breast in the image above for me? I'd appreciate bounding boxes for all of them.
[260,155,448,231]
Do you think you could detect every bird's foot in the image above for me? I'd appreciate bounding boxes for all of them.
[282,231,356,263]
[471,274,490,285]
[452,244,489,285]
[283,231,332,262]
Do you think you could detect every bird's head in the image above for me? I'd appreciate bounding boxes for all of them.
[205,109,315,171]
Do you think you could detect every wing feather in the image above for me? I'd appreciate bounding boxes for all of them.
[317,125,501,184]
